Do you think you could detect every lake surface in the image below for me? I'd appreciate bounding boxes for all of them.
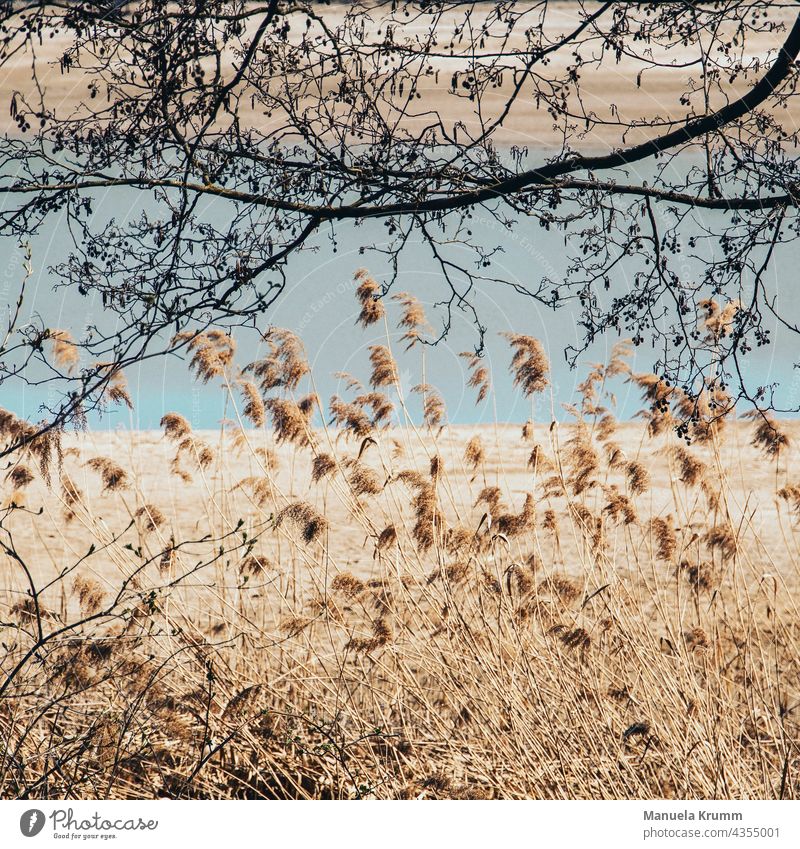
[1,153,799,430]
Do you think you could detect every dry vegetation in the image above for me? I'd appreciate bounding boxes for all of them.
[1,274,800,800]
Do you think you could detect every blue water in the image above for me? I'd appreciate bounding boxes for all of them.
[1,158,799,430]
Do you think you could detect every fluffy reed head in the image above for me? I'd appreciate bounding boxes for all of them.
[354,270,385,327]
[72,575,105,615]
[464,435,484,471]
[135,504,166,532]
[626,460,650,495]
[160,413,191,441]
[705,524,738,561]
[474,485,505,516]
[460,351,491,404]
[368,345,398,388]
[265,395,316,446]
[275,501,329,544]
[239,555,274,577]
[331,572,366,598]
[747,412,790,458]
[502,333,550,396]
[354,392,395,428]
[346,461,383,497]
[178,329,236,383]
[49,329,80,374]
[376,525,398,552]
[6,465,34,489]
[495,493,535,537]
[93,363,133,409]
[238,379,265,427]
[700,298,740,341]
[393,292,430,349]
[246,328,309,393]
[311,452,337,482]
[650,517,676,561]
[61,474,83,521]
[329,396,374,439]
[412,384,445,429]
[673,445,706,487]
[85,457,129,492]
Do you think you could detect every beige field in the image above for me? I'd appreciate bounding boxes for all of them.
[2,293,800,799]
[1,3,796,147]
[8,418,800,594]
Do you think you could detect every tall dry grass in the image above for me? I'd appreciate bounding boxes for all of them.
[1,280,799,799]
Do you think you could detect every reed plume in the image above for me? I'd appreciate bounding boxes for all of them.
[246,328,309,393]
[311,452,337,482]
[368,345,398,388]
[393,292,430,349]
[135,505,166,532]
[275,501,329,544]
[503,333,550,396]
[354,270,385,327]
[464,435,484,472]
[265,395,316,446]
[747,411,790,458]
[413,384,445,428]
[238,379,266,427]
[160,413,191,441]
[626,460,650,495]
[85,457,129,492]
[650,517,676,561]
[183,329,236,383]
[460,351,491,403]
[49,329,80,374]
[6,465,34,489]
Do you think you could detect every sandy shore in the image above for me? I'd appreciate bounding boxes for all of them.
[3,421,800,612]
[1,3,796,148]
